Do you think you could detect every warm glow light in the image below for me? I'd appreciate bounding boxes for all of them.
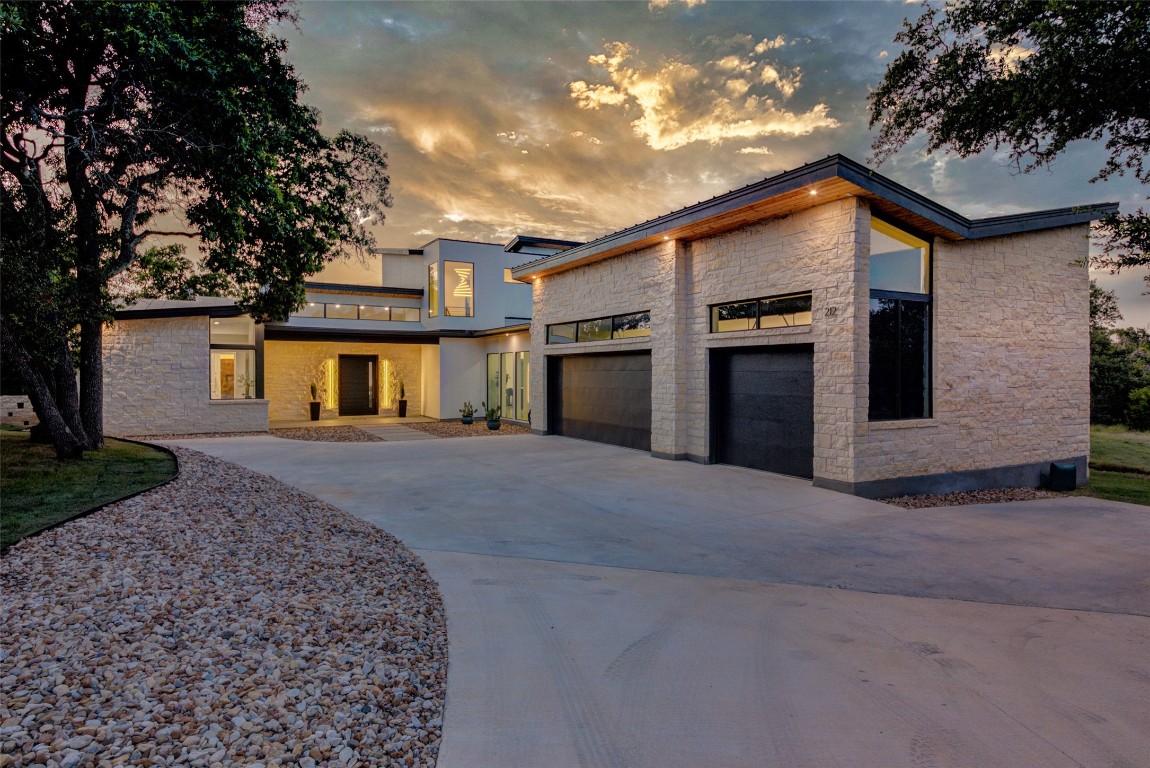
[809,188,818,196]
[663,236,669,240]
[334,304,341,308]
[322,359,337,409]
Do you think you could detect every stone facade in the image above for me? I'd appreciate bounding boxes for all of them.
[103,316,268,435]
[530,196,1091,495]
[264,341,423,421]
[1,395,39,428]
[853,222,1090,490]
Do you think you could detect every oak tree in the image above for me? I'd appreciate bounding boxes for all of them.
[869,0,1149,285]
[1,1,390,457]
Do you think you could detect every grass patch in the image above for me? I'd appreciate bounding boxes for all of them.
[1079,425,1150,506]
[0,432,176,550]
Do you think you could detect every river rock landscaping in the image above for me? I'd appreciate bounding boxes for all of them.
[0,447,446,768]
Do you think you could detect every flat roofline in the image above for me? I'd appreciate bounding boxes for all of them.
[504,235,583,253]
[304,282,423,298]
[417,236,507,250]
[511,154,1117,279]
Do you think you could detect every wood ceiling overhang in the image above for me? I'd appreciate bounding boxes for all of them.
[512,155,1116,281]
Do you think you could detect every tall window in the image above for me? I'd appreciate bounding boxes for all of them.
[428,263,439,318]
[869,219,931,420]
[444,261,475,317]
[487,351,530,421]
[210,316,257,400]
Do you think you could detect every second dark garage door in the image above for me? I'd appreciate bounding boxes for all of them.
[548,352,651,451]
[711,344,814,478]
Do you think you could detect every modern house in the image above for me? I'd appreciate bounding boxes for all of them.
[512,155,1115,498]
[102,237,577,435]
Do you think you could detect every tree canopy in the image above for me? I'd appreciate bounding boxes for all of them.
[869,0,1149,286]
[1,0,391,457]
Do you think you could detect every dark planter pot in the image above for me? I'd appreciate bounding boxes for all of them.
[486,419,501,431]
[309,401,321,421]
[397,399,408,418]
[461,415,474,425]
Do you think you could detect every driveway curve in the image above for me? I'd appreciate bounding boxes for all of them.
[173,433,1150,768]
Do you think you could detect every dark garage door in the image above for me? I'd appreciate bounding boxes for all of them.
[548,352,651,451]
[712,345,814,478]
[339,355,377,416]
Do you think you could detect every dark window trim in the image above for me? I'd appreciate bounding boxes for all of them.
[868,217,934,421]
[545,310,651,344]
[870,288,932,303]
[709,291,812,333]
[291,301,420,322]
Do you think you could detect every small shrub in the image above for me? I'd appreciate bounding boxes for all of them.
[1127,386,1150,431]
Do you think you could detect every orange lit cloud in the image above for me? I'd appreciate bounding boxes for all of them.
[569,41,837,151]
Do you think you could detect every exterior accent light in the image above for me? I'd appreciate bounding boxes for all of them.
[809,189,818,196]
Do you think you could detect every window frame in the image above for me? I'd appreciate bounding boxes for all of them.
[443,260,476,317]
[709,291,813,333]
[545,311,651,344]
[209,316,258,401]
[867,216,934,421]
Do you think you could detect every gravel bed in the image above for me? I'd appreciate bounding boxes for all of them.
[271,427,385,443]
[0,447,446,768]
[881,487,1060,509]
[404,421,530,439]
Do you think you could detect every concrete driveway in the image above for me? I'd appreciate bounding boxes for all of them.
[175,433,1150,768]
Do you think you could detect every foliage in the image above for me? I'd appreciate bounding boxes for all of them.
[1,0,391,458]
[1089,280,1123,330]
[1128,387,1150,431]
[0,432,176,550]
[481,400,501,421]
[1091,326,1150,425]
[459,401,477,417]
[870,1,1150,286]
[310,380,320,402]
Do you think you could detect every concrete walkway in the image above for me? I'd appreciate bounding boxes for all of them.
[171,434,1150,768]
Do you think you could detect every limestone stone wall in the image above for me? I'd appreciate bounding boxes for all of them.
[1,395,39,428]
[103,316,268,435]
[264,341,423,421]
[529,242,662,436]
[853,221,1091,483]
[686,198,865,479]
[531,195,1088,492]
[530,198,863,472]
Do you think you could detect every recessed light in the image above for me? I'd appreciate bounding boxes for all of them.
[809,189,818,196]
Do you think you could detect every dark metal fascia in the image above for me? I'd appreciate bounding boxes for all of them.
[304,282,424,297]
[965,203,1118,239]
[114,304,244,320]
[504,235,584,253]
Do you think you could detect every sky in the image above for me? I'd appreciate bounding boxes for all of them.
[275,0,1148,327]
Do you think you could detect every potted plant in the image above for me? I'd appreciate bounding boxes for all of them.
[308,381,321,421]
[237,374,255,399]
[396,378,408,418]
[481,400,501,430]
[459,401,476,425]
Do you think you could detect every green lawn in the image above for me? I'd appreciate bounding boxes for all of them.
[1081,425,1150,506]
[0,431,177,551]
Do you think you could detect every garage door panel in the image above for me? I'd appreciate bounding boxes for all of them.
[713,345,814,478]
[549,352,651,452]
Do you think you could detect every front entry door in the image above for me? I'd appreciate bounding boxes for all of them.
[338,355,377,416]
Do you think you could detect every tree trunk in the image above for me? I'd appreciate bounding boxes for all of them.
[54,341,89,446]
[79,319,103,448]
[0,321,84,459]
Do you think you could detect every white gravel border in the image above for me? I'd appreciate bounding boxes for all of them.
[1,447,446,768]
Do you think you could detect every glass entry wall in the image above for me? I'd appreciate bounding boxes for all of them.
[487,351,530,422]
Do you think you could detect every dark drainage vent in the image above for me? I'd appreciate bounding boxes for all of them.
[1048,462,1077,492]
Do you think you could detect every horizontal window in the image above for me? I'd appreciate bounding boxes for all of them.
[710,292,812,333]
[546,311,651,344]
[291,302,420,322]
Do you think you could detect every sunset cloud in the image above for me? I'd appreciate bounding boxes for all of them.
[568,41,836,151]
